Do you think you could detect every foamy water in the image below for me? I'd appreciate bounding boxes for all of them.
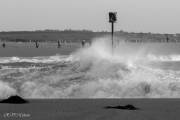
[1,38,180,98]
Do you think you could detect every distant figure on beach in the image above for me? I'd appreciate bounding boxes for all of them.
[35,40,39,48]
[57,40,61,48]
[81,40,86,47]
[166,36,169,43]
[2,43,5,48]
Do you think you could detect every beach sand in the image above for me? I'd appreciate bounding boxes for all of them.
[0,99,179,120]
[0,42,81,57]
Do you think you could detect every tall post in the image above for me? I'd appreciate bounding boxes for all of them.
[111,22,114,53]
[109,12,117,54]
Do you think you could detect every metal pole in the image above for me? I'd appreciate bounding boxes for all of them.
[111,22,114,54]
[109,12,117,54]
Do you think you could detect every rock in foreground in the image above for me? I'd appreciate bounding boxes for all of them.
[0,95,28,104]
[105,104,139,110]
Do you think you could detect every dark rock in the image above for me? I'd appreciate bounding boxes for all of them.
[105,104,139,110]
[0,95,28,104]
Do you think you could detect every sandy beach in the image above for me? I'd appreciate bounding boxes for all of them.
[0,42,81,57]
[0,99,179,120]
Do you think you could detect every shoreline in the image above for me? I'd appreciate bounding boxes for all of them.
[0,42,180,57]
[0,42,81,57]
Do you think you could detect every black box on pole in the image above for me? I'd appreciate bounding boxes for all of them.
[109,12,117,23]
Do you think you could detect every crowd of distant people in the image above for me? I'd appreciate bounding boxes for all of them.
[0,39,91,48]
[2,37,176,48]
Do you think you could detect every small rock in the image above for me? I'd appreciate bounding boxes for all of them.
[105,104,139,110]
[0,95,28,104]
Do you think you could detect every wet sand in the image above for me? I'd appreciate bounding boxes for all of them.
[1,42,180,57]
[0,42,81,57]
[0,99,179,120]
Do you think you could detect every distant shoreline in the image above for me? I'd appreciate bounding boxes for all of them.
[0,30,179,43]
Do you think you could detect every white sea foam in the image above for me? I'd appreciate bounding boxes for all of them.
[147,54,180,62]
[1,38,180,98]
[0,55,73,64]
[0,81,16,99]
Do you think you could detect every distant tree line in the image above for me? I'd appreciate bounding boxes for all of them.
[0,29,180,43]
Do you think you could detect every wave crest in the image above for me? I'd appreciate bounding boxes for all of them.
[1,38,180,98]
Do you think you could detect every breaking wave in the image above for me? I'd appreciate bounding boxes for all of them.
[1,38,180,98]
[147,54,180,62]
[0,55,73,64]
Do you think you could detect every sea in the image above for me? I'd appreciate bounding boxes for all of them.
[1,38,180,99]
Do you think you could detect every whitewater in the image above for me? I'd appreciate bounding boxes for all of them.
[1,38,180,98]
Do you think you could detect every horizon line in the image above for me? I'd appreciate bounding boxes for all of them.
[0,29,179,35]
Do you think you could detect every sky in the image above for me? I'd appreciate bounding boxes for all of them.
[0,0,180,33]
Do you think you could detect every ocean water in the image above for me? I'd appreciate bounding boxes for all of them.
[1,38,180,98]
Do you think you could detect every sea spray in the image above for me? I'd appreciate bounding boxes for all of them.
[1,38,180,98]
